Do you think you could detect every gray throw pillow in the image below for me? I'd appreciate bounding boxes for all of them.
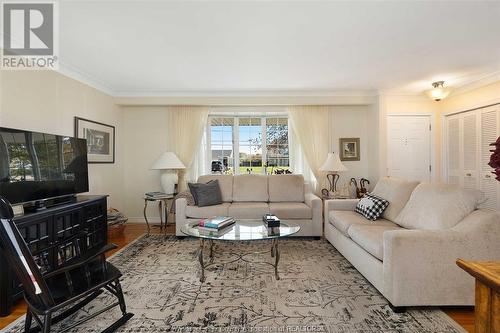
[188,180,223,207]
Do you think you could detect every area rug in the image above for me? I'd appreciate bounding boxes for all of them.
[2,235,466,333]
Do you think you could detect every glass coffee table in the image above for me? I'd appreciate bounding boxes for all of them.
[181,219,300,282]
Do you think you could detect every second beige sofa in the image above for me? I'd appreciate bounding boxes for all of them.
[176,174,322,237]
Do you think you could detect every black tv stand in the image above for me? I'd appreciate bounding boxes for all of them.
[0,195,108,316]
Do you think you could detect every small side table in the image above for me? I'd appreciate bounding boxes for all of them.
[143,195,175,237]
[456,259,500,333]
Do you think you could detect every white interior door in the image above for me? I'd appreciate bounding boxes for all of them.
[388,115,431,182]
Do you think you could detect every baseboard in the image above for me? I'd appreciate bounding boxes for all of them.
[127,217,161,224]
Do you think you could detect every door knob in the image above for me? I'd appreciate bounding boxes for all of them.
[465,173,472,177]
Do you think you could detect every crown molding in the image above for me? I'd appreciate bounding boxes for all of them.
[56,62,116,97]
[448,70,500,97]
[54,61,499,105]
[112,89,378,98]
[114,94,378,106]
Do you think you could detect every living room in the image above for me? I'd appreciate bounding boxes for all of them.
[0,1,499,333]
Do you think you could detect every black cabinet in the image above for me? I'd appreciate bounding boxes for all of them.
[0,195,108,316]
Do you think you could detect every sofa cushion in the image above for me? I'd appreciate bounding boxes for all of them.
[395,183,486,230]
[371,177,420,222]
[228,202,269,219]
[185,203,230,219]
[329,210,397,237]
[198,174,233,202]
[269,202,312,219]
[268,175,305,202]
[347,224,403,261]
[233,174,269,202]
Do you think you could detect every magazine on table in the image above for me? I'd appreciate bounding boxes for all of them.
[198,216,235,229]
[145,192,172,199]
[198,225,233,237]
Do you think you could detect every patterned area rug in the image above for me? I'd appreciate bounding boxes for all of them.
[2,236,466,333]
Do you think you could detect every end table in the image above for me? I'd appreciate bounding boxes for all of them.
[143,194,175,237]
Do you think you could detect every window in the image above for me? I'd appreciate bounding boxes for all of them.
[266,117,289,171]
[238,118,262,174]
[208,116,290,175]
[210,117,234,174]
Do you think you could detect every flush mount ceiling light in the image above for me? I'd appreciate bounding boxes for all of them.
[425,81,452,101]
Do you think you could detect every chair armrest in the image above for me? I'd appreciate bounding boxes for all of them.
[44,243,118,279]
[324,199,358,213]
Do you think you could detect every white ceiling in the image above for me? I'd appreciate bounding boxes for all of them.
[59,1,500,96]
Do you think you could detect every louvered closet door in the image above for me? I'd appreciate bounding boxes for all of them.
[446,115,461,186]
[462,112,479,189]
[479,106,500,210]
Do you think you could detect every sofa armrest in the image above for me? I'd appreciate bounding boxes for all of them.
[305,192,320,208]
[324,199,358,213]
[175,197,188,216]
[305,193,322,236]
[383,209,500,306]
[175,198,188,236]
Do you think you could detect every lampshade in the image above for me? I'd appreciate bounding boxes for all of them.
[151,152,185,170]
[319,152,348,172]
[425,81,452,101]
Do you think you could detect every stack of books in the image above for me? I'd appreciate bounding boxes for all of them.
[198,216,235,235]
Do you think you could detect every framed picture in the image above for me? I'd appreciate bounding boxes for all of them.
[339,138,360,161]
[75,117,115,163]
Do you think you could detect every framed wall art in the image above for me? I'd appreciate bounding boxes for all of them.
[339,137,360,161]
[75,117,115,163]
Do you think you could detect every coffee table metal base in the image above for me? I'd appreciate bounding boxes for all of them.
[197,239,280,282]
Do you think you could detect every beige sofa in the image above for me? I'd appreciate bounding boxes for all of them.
[324,177,500,308]
[176,174,322,237]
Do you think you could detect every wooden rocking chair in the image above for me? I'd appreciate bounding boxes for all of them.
[0,196,134,333]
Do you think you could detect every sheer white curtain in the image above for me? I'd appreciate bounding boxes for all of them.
[166,106,209,191]
[288,105,330,193]
[189,128,209,182]
[289,127,316,189]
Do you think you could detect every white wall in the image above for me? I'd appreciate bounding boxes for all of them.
[376,94,440,181]
[121,106,170,222]
[329,106,375,190]
[120,104,378,221]
[0,70,124,209]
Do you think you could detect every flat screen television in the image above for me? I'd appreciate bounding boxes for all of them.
[0,127,89,206]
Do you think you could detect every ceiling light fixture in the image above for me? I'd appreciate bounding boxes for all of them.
[425,81,451,101]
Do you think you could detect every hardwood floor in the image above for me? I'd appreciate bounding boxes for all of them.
[0,223,475,332]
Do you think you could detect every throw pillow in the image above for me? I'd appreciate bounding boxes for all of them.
[355,193,390,221]
[395,183,486,230]
[188,180,223,207]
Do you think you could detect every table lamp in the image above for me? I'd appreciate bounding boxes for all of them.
[151,152,185,194]
[319,152,348,195]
